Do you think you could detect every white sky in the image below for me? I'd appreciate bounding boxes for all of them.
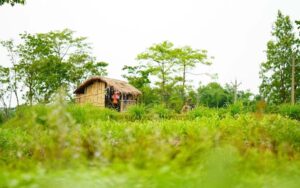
[0,0,300,95]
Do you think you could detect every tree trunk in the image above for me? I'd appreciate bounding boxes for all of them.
[182,62,186,102]
[29,81,33,106]
[14,89,19,106]
[291,55,295,105]
[161,62,167,104]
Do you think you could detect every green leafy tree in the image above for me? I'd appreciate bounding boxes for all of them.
[0,40,20,106]
[3,29,108,105]
[137,41,177,104]
[0,66,10,117]
[122,65,159,105]
[126,41,212,107]
[174,46,211,101]
[224,83,253,105]
[198,82,231,108]
[122,65,152,89]
[0,0,25,6]
[260,11,299,104]
[295,20,300,102]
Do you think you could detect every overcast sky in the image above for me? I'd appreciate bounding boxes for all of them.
[1,0,300,95]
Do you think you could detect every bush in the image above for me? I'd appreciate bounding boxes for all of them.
[278,104,300,120]
[187,106,218,119]
[127,105,147,120]
[0,108,16,125]
[151,105,174,119]
[1,102,300,187]
[227,101,245,116]
[0,111,4,125]
[67,104,119,123]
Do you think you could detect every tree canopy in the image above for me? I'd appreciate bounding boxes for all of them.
[260,11,300,104]
[0,0,25,6]
[0,29,108,105]
[125,41,211,109]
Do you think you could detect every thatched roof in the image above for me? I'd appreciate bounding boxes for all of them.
[74,76,142,96]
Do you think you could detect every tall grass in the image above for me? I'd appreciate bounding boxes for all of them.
[0,100,300,187]
[278,104,300,120]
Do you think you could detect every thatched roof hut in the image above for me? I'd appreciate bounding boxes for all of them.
[74,76,141,112]
[74,76,141,95]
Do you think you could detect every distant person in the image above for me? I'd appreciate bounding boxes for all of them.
[181,101,191,113]
[112,91,120,109]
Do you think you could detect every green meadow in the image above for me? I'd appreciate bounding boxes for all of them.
[1,101,300,188]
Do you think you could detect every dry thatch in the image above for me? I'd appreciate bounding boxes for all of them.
[74,76,142,96]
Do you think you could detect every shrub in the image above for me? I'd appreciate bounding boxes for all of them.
[227,101,245,116]
[151,105,174,119]
[187,106,218,119]
[0,111,4,125]
[127,105,147,120]
[278,104,300,120]
[67,104,118,123]
[0,108,16,125]
[265,104,279,114]
[1,102,300,187]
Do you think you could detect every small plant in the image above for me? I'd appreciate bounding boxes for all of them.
[127,105,147,120]
[187,106,217,119]
[68,104,118,123]
[0,111,4,125]
[227,101,245,116]
[278,104,300,120]
[151,105,174,119]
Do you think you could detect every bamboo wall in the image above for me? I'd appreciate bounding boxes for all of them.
[75,81,105,107]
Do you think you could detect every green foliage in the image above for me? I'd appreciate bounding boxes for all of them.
[151,104,174,119]
[0,110,4,124]
[126,104,147,120]
[260,10,300,104]
[0,40,20,107]
[278,104,300,120]
[198,82,231,108]
[0,65,11,114]
[67,104,119,123]
[0,102,300,187]
[0,0,25,6]
[137,41,178,104]
[227,101,245,116]
[172,46,211,101]
[1,29,108,105]
[126,41,212,107]
[122,65,160,105]
[187,106,219,119]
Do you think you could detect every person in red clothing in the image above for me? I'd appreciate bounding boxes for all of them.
[112,91,120,109]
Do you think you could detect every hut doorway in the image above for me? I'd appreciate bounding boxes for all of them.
[105,87,121,111]
[105,86,137,112]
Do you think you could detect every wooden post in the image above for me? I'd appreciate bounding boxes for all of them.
[120,93,124,112]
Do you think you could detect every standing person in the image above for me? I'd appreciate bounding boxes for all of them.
[112,91,120,110]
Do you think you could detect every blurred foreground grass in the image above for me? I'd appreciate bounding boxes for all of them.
[0,102,300,188]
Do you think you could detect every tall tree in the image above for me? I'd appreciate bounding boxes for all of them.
[1,29,108,105]
[122,65,159,105]
[122,65,152,89]
[260,11,298,104]
[18,29,108,104]
[137,41,177,103]
[174,46,211,101]
[294,20,300,103]
[0,66,10,117]
[197,82,231,108]
[0,40,20,106]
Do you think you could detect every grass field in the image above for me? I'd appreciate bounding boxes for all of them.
[1,101,300,188]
